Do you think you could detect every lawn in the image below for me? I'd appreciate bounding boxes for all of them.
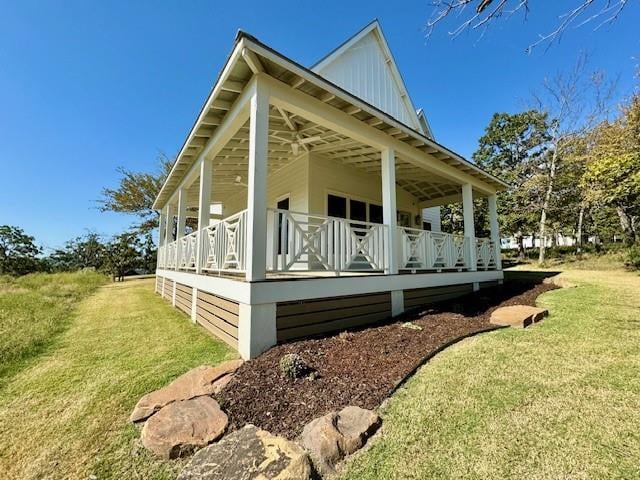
[0,274,236,480]
[340,268,640,479]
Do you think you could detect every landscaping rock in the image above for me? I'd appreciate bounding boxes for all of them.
[177,424,312,480]
[130,360,242,422]
[490,305,548,328]
[301,406,381,476]
[140,396,228,459]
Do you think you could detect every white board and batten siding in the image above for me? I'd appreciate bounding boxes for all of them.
[312,21,425,135]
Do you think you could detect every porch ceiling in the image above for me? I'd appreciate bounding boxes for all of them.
[181,105,463,208]
[153,32,508,210]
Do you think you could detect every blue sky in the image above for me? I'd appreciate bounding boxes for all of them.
[1,1,638,250]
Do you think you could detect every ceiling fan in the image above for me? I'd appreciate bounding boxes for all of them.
[271,130,321,155]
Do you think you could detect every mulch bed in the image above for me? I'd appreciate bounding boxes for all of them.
[218,280,558,439]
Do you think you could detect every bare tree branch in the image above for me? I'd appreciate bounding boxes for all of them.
[425,0,631,52]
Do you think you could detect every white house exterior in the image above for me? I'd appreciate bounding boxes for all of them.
[153,21,508,359]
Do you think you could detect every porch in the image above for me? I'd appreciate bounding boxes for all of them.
[152,32,507,358]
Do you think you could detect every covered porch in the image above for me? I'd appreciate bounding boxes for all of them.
[153,32,506,358]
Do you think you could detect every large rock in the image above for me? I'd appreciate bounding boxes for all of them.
[130,360,242,422]
[140,396,228,459]
[490,305,548,328]
[177,424,312,480]
[301,406,381,477]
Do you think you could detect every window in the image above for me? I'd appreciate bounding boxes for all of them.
[397,211,411,227]
[327,194,347,219]
[369,204,383,224]
[277,197,289,255]
[350,199,366,222]
[422,221,432,231]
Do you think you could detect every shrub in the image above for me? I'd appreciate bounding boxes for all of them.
[624,245,640,271]
[279,353,309,379]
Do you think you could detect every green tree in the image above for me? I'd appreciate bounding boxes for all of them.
[48,232,106,272]
[103,233,143,282]
[0,226,43,276]
[99,155,173,235]
[473,110,551,259]
[582,95,640,245]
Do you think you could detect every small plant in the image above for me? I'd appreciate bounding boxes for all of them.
[624,245,640,271]
[279,353,309,379]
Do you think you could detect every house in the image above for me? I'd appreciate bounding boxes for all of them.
[153,21,508,359]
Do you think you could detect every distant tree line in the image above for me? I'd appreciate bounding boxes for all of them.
[0,226,156,281]
[441,58,639,268]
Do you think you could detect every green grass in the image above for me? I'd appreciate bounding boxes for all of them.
[0,270,107,385]
[340,268,640,479]
[0,276,236,479]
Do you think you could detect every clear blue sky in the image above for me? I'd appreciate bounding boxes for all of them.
[1,0,638,250]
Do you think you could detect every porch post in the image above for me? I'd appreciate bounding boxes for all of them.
[157,207,167,269]
[245,79,269,282]
[462,183,477,272]
[381,147,398,275]
[488,193,502,270]
[165,203,175,243]
[196,159,212,274]
[165,202,175,269]
[176,188,187,239]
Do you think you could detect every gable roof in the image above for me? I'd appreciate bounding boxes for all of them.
[312,20,430,137]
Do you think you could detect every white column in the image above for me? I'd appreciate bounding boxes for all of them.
[381,147,398,275]
[462,183,477,272]
[488,193,502,270]
[176,188,187,239]
[245,80,269,282]
[157,208,167,270]
[165,203,175,243]
[196,159,212,273]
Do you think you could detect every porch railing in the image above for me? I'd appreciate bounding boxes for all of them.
[399,227,469,270]
[157,209,499,275]
[200,209,248,273]
[476,237,497,270]
[266,209,388,273]
[177,231,198,271]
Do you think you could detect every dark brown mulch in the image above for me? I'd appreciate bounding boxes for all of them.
[217,280,558,439]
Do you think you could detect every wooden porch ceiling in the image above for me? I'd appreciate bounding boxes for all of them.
[183,105,462,207]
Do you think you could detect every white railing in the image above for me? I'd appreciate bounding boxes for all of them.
[165,240,177,269]
[399,227,470,270]
[177,231,198,271]
[200,210,248,273]
[476,237,497,270]
[267,209,388,273]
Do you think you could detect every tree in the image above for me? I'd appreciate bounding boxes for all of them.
[426,0,633,52]
[532,55,615,263]
[99,154,173,235]
[582,94,640,244]
[103,233,143,282]
[473,110,551,259]
[48,232,106,272]
[0,225,43,276]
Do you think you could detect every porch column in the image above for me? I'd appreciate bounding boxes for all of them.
[381,147,398,275]
[488,193,502,270]
[176,188,187,239]
[157,207,167,269]
[462,183,477,272]
[165,203,175,242]
[196,159,212,274]
[245,80,269,282]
